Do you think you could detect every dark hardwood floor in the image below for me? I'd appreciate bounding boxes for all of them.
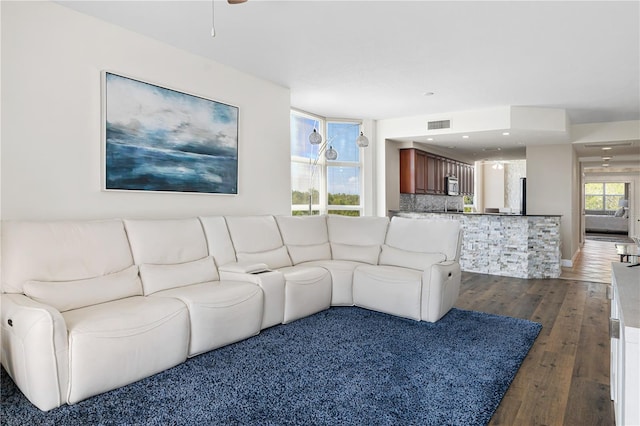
[455,271,615,425]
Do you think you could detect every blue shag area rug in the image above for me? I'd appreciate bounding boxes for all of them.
[1,307,541,426]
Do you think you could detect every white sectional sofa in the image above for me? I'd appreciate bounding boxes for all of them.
[0,215,462,411]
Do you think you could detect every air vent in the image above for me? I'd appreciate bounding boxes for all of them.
[427,120,451,130]
[584,142,632,148]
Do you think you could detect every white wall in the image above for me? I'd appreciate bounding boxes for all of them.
[571,120,640,144]
[1,1,291,221]
[481,163,505,211]
[474,160,526,214]
[527,144,579,263]
[385,141,401,214]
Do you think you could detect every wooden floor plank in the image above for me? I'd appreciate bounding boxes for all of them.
[564,378,613,426]
[512,351,574,425]
[455,268,615,425]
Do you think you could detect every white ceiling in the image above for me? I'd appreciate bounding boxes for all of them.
[57,0,640,163]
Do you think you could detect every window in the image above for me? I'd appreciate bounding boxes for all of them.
[584,182,626,212]
[290,111,364,216]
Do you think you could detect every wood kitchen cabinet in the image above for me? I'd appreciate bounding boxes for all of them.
[425,155,438,194]
[400,148,474,195]
[400,149,424,194]
[460,161,474,195]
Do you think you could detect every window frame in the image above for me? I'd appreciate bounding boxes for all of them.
[290,110,365,216]
[584,182,626,213]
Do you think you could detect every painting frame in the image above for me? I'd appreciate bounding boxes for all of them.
[102,71,239,195]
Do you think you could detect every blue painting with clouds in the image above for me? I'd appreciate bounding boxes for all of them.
[105,73,238,194]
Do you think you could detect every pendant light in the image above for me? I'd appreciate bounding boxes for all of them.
[309,129,323,145]
[356,131,369,148]
[325,146,338,161]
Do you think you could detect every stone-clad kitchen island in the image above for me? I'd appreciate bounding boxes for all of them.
[390,211,562,279]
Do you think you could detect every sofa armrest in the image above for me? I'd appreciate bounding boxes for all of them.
[1,293,69,411]
[420,261,462,322]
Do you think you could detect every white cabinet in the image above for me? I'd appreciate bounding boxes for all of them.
[610,262,640,426]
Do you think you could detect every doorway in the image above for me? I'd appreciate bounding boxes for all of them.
[566,172,638,283]
[583,181,632,243]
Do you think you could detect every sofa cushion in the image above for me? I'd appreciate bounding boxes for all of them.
[353,265,423,321]
[385,217,461,261]
[303,259,362,306]
[330,242,381,265]
[23,265,142,312]
[277,265,332,323]
[379,245,446,271]
[276,215,331,264]
[286,242,332,265]
[139,257,219,295]
[236,246,292,270]
[152,281,263,355]
[62,296,189,404]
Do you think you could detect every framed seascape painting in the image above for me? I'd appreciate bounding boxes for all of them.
[103,72,238,194]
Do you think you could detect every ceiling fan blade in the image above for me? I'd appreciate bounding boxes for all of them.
[227,0,248,4]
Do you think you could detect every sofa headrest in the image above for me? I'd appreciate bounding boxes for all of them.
[1,219,134,294]
[199,216,238,267]
[276,215,328,246]
[225,215,284,253]
[124,218,209,265]
[385,217,461,261]
[326,215,389,246]
[275,215,331,265]
[225,215,292,269]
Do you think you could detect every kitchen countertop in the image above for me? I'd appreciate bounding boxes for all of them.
[389,210,562,217]
[612,261,640,330]
[391,210,562,279]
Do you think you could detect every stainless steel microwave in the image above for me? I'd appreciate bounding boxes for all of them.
[446,176,459,196]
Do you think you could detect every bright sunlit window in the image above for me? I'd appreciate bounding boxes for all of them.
[584,182,626,212]
[290,111,364,216]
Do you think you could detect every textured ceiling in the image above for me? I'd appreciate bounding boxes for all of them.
[57,1,640,163]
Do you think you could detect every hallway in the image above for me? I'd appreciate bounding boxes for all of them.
[560,239,625,283]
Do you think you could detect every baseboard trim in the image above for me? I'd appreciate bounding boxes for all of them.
[562,248,581,268]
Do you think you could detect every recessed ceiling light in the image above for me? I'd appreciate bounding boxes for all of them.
[602,156,612,161]
[502,132,510,136]
[462,135,469,139]
[427,138,434,141]
[422,91,435,96]
[602,163,610,167]
[602,147,612,151]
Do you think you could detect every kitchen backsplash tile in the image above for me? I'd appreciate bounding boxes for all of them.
[400,193,464,212]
